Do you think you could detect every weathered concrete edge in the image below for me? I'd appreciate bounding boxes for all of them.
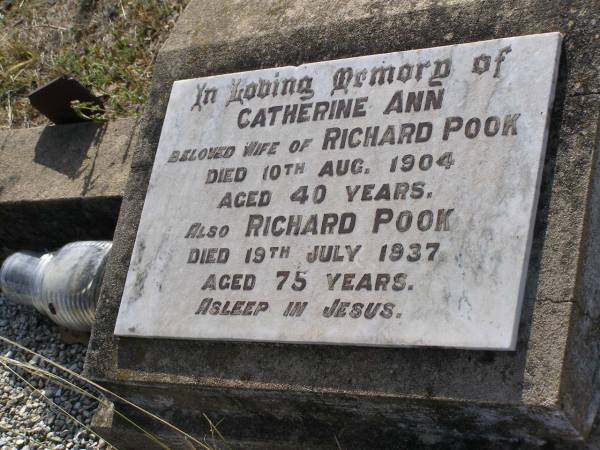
[92,378,583,448]
[0,117,137,202]
[554,1,600,436]
[560,99,600,436]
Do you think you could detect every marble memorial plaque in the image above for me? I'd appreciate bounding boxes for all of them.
[115,33,561,349]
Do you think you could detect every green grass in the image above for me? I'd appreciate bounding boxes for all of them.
[0,0,188,128]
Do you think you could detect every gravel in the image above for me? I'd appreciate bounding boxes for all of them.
[0,295,107,449]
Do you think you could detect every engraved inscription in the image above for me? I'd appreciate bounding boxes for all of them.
[115,34,562,350]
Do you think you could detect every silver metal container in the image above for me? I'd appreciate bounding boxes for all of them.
[0,241,112,331]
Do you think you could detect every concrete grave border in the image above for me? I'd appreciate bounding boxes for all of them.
[85,1,600,448]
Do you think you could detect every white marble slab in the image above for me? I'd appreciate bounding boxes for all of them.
[115,33,561,350]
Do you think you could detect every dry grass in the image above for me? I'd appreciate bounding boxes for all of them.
[0,0,188,128]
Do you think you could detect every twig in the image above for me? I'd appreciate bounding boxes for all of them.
[30,24,67,31]
[119,0,127,19]
[202,414,232,450]
[6,91,12,129]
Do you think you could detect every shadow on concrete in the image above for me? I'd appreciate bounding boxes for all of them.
[515,41,569,369]
[0,196,122,267]
[34,122,106,179]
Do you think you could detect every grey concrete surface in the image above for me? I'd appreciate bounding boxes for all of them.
[0,118,137,264]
